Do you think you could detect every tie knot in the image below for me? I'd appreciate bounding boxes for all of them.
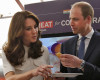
[81,36,87,41]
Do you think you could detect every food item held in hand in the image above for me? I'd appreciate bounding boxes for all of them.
[56,52,61,58]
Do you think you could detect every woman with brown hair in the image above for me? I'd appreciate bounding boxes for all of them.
[2,10,53,80]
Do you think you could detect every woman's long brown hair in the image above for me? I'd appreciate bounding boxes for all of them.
[2,11,43,66]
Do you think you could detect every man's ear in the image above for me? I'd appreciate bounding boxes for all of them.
[86,15,92,24]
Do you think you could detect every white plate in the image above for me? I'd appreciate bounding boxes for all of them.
[51,73,83,77]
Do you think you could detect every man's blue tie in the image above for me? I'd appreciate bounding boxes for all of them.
[78,36,86,59]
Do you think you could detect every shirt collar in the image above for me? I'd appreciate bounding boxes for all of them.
[78,28,94,40]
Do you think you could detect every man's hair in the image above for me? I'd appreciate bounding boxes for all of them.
[71,1,94,20]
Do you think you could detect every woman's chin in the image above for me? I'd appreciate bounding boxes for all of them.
[31,40,37,43]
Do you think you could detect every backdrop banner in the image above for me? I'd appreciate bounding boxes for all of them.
[25,0,100,35]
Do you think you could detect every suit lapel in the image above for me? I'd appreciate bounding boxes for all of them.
[72,36,78,56]
[84,32,98,60]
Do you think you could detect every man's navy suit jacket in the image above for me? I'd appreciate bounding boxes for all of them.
[60,31,100,80]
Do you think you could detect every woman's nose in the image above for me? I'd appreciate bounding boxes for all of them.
[32,28,37,33]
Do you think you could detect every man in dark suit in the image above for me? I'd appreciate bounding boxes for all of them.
[60,1,100,80]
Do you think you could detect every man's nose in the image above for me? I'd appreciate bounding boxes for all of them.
[70,20,74,26]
